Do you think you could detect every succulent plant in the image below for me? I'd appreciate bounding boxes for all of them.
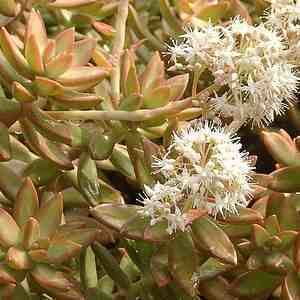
[1,0,300,299]
[0,177,98,299]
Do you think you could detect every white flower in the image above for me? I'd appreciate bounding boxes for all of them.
[167,18,298,126]
[138,122,253,234]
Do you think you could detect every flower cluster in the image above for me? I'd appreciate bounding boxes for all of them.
[266,0,300,62]
[167,17,298,127]
[139,122,253,234]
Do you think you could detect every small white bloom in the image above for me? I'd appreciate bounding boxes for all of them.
[138,122,253,234]
[167,18,299,127]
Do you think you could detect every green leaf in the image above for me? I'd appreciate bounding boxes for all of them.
[194,257,233,281]
[35,193,63,239]
[230,270,283,298]
[86,288,113,300]
[279,196,300,231]
[14,177,39,227]
[47,238,82,264]
[168,231,198,296]
[143,86,171,109]
[80,246,98,290]
[92,242,131,290]
[88,132,114,160]
[20,118,73,170]
[23,159,61,186]
[0,121,11,161]
[119,94,143,111]
[150,246,172,287]
[199,276,237,300]
[192,217,237,265]
[78,152,101,206]
[91,204,139,232]
[0,163,22,202]
[0,208,20,248]
[269,167,300,193]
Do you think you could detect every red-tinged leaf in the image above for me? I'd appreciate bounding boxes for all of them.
[168,231,199,296]
[22,217,40,250]
[0,208,20,248]
[230,270,283,298]
[93,21,116,37]
[12,82,35,103]
[220,207,263,225]
[25,35,44,74]
[264,252,294,275]
[53,92,102,109]
[55,228,98,247]
[192,217,237,265]
[35,193,63,239]
[281,271,300,300]
[122,50,140,97]
[47,238,82,264]
[0,97,21,127]
[57,66,108,87]
[71,38,96,67]
[34,76,64,96]
[261,131,300,166]
[43,39,56,64]
[25,10,48,55]
[140,52,165,94]
[0,27,33,79]
[30,264,73,292]
[46,52,73,78]
[0,122,11,161]
[6,247,32,270]
[14,177,39,227]
[54,28,75,55]
[164,74,189,101]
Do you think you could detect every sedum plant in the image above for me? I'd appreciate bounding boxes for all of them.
[1,0,300,299]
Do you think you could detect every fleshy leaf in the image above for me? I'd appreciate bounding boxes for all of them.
[14,177,39,227]
[0,121,11,161]
[192,217,237,265]
[35,193,63,239]
[0,208,20,248]
[168,231,198,296]
[230,270,283,298]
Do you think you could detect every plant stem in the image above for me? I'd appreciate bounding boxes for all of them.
[47,98,192,122]
[111,0,129,108]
